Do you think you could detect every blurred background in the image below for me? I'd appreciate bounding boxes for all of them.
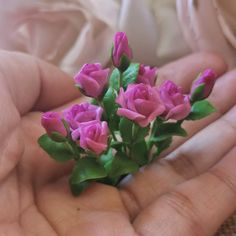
[0,0,236,76]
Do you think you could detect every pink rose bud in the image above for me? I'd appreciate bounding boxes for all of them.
[112,32,133,71]
[136,64,158,86]
[74,63,109,98]
[190,69,217,101]
[116,83,165,127]
[63,103,103,130]
[159,80,191,120]
[41,112,67,137]
[72,120,109,155]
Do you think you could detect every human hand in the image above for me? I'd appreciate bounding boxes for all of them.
[0,51,234,236]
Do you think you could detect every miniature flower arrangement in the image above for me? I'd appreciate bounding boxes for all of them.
[38,32,217,196]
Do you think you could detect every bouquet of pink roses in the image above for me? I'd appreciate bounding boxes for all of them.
[38,32,217,196]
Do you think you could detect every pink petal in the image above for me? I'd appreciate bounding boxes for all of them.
[117,108,145,120]
[86,138,107,155]
[134,99,155,116]
[166,103,191,120]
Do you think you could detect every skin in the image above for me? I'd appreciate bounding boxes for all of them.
[0,50,235,236]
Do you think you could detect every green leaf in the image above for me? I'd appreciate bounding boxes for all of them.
[190,84,205,102]
[108,152,139,178]
[121,63,140,89]
[133,124,150,143]
[69,158,107,195]
[130,140,148,165]
[69,180,90,196]
[109,68,120,91]
[70,158,107,184]
[99,149,121,185]
[99,148,114,169]
[109,113,120,131]
[50,132,67,142]
[153,122,187,141]
[187,100,216,120]
[102,87,120,131]
[38,134,75,162]
[155,137,172,156]
[110,141,124,151]
[91,98,99,105]
[119,118,133,143]
[103,87,117,117]
[118,54,131,72]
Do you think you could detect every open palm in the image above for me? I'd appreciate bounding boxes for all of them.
[1,51,235,236]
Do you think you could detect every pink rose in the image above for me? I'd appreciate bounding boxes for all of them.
[63,103,103,130]
[41,112,67,137]
[190,69,216,101]
[116,83,165,127]
[74,63,109,98]
[136,64,157,86]
[72,120,109,155]
[159,80,191,120]
[112,32,132,68]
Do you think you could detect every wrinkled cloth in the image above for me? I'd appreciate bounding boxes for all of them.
[177,0,236,69]
[1,0,236,75]
[0,0,190,75]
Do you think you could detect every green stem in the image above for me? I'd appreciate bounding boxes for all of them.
[147,118,163,161]
[119,73,123,88]
[177,119,184,125]
[66,141,80,161]
[147,121,156,159]
[96,99,118,141]
[147,142,154,162]
[124,144,128,155]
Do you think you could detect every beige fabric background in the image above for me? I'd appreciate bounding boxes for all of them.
[0,0,193,75]
[0,0,235,235]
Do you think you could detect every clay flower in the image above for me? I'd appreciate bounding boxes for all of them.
[112,32,132,70]
[190,69,217,101]
[136,64,157,86]
[63,103,103,130]
[41,112,67,137]
[38,32,218,197]
[159,80,191,120]
[116,83,165,127]
[74,63,109,98]
[72,120,109,155]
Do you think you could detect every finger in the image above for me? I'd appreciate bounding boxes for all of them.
[0,51,79,181]
[157,52,227,91]
[36,180,136,236]
[164,104,236,177]
[162,68,236,156]
[120,69,236,217]
[133,147,236,236]
[0,50,79,115]
[154,52,227,153]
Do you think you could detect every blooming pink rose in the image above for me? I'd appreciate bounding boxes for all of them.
[116,83,165,127]
[71,120,109,155]
[136,64,157,86]
[112,32,132,68]
[190,69,216,100]
[159,80,191,120]
[63,103,103,130]
[74,63,109,98]
[41,112,67,137]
